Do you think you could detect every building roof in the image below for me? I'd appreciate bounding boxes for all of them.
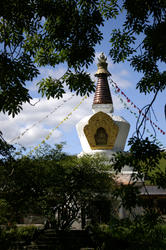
[140,185,166,196]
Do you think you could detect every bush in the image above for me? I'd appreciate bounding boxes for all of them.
[0,225,39,249]
[88,220,166,250]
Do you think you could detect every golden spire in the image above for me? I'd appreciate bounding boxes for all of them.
[95,53,111,76]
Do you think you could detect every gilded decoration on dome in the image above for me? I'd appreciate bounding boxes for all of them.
[84,112,119,150]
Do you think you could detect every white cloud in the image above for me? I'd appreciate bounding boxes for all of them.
[0,90,124,149]
[0,55,132,150]
[112,94,124,111]
[111,73,131,89]
[17,125,62,147]
[119,69,129,76]
[0,93,92,147]
[39,66,67,79]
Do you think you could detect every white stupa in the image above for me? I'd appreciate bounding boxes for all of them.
[76,53,130,160]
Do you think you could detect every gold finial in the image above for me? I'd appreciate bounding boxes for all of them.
[97,52,107,64]
[95,53,111,76]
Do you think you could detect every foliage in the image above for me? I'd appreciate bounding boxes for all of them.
[0,225,39,250]
[0,0,106,116]
[111,137,165,212]
[158,154,166,171]
[0,143,66,225]
[0,143,115,230]
[37,70,95,99]
[37,151,115,230]
[0,132,15,163]
[112,137,162,179]
[102,135,166,250]
[88,217,166,250]
[109,0,166,94]
[1,0,166,116]
[16,225,39,242]
[0,199,13,225]
[108,3,166,239]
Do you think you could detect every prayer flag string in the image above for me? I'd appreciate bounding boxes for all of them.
[110,81,164,147]
[110,78,165,136]
[10,94,75,143]
[27,95,87,156]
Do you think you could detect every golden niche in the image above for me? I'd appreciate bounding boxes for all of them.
[95,127,108,145]
[84,112,119,150]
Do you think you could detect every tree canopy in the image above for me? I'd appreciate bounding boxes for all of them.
[109,0,166,94]
[0,0,166,117]
[0,0,103,116]
[0,143,115,229]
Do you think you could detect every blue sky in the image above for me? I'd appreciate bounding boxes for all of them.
[0,16,165,155]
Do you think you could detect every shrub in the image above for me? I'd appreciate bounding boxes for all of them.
[0,225,39,249]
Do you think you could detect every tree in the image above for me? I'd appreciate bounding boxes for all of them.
[0,143,66,225]
[0,0,166,117]
[107,1,166,234]
[105,2,166,248]
[0,0,105,116]
[40,153,115,230]
[108,0,166,139]
[0,131,15,163]
[109,0,166,95]
[85,139,166,249]
[0,143,115,229]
